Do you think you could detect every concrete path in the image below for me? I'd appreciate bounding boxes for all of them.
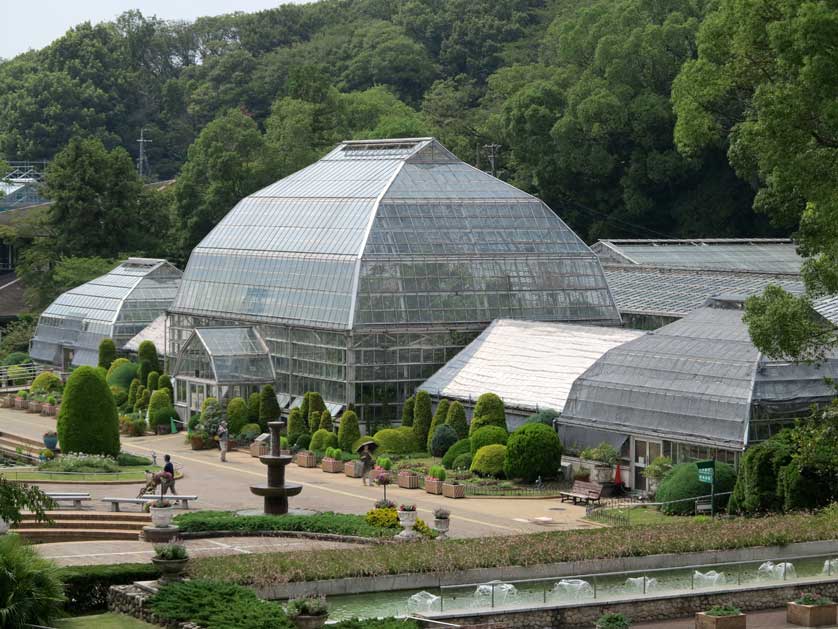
[37,535,355,567]
[0,407,592,540]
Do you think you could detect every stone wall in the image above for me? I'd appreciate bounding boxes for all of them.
[422,579,838,629]
[108,583,202,629]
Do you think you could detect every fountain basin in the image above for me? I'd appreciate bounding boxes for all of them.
[250,482,304,497]
[259,454,294,465]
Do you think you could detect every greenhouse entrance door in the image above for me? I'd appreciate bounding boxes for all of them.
[632,438,661,492]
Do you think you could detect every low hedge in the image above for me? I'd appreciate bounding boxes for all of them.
[59,563,159,613]
[373,427,420,454]
[188,508,838,585]
[173,510,395,538]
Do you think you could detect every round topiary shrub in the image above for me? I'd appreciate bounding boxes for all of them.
[31,371,62,394]
[97,338,116,369]
[471,444,507,477]
[57,366,120,457]
[137,340,160,373]
[318,410,332,432]
[147,389,171,429]
[337,410,360,452]
[656,462,736,515]
[470,425,508,455]
[259,385,280,431]
[110,386,128,407]
[226,397,248,435]
[287,407,307,446]
[442,438,471,469]
[373,427,420,454]
[239,422,262,440]
[504,422,563,482]
[295,433,312,450]
[452,453,473,470]
[152,407,177,432]
[106,360,137,390]
[430,424,458,457]
[157,373,173,397]
[446,401,469,440]
[310,429,338,452]
[469,392,506,435]
[146,371,159,391]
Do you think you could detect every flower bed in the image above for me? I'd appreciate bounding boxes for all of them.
[188,509,838,585]
[172,510,397,538]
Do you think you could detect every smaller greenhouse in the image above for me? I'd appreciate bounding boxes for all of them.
[29,258,181,369]
[171,327,274,415]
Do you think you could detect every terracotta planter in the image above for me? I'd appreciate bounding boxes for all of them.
[321,458,343,473]
[787,602,838,627]
[425,477,444,495]
[41,404,56,416]
[344,460,364,478]
[292,616,328,629]
[442,482,465,499]
[296,451,317,468]
[695,612,747,629]
[190,436,207,450]
[14,398,27,410]
[397,471,420,489]
[152,557,188,584]
[27,401,41,413]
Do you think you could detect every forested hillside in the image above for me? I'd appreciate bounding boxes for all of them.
[0,0,835,354]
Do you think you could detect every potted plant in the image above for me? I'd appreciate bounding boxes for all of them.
[581,442,619,483]
[595,612,631,629]
[148,497,175,528]
[641,456,672,496]
[397,466,420,489]
[189,429,209,450]
[696,605,746,629]
[28,396,42,413]
[442,479,465,499]
[296,450,317,468]
[14,390,28,410]
[43,431,58,451]
[787,593,838,626]
[397,503,419,539]
[151,543,188,583]
[42,395,58,416]
[433,508,450,539]
[321,447,343,473]
[426,465,446,495]
[287,595,328,629]
[345,459,364,478]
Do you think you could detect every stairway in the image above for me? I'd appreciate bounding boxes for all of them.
[0,431,42,461]
[13,510,151,543]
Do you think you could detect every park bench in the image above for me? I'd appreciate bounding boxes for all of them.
[101,497,152,512]
[142,494,198,509]
[559,480,602,505]
[45,492,91,509]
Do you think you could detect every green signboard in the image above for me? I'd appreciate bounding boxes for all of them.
[697,460,715,484]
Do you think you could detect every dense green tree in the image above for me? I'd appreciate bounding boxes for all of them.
[337,410,361,452]
[445,401,468,440]
[57,366,120,457]
[401,396,415,428]
[413,390,433,450]
[319,410,333,432]
[0,533,65,628]
[157,374,173,402]
[138,340,160,373]
[147,389,171,429]
[226,397,248,435]
[247,392,261,423]
[287,407,307,445]
[127,378,140,408]
[259,384,280,431]
[97,338,117,369]
[146,370,159,392]
[504,422,563,482]
[427,399,450,451]
[470,392,506,434]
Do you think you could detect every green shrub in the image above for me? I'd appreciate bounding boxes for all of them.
[239,423,262,441]
[146,370,159,391]
[655,462,736,515]
[287,407,307,446]
[200,398,222,435]
[137,340,160,373]
[133,388,150,413]
[778,459,824,511]
[525,408,559,426]
[304,392,326,432]
[57,366,120,457]
[150,579,293,629]
[442,438,471,469]
[295,433,312,450]
[728,434,792,514]
[0,534,64,627]
[116,452,152,466]
[427,399,450,451]
[157,373,173,397]
[41,453,120,473]
[129,418,147,437]
[373,427,420,454]
[31,371,62,394]
[706,605,741,617]
[325,447,342,459]
[106,360,137,389]
[152,408,177,432]
[581,442,619,465]
[446,401,468,439]
[97,339,117,369]
[247,392,261,422]
[430,424,458,457]
[259,385,280,431]
[147,389,171,429]
[452,453,472,470]
[401,396,415,427]
[596,612,631,629]
[226,397,248,434]
[138,359,152,390]
[376,456,392,470]
[110,385,128,407]
[428,465,446,480]
[413,390,432,449]
[470,425,508,455]
[471,444,507,477]
[1,351,30,366]
[470,392,506,434]
[338,410,361,452]
[319,409,333,431]
[310,429,338,452]
[173,510,392,538]
[127,378,140,407]
[8,364,28,385]
[59,563,158,613]
[504,422,563,482]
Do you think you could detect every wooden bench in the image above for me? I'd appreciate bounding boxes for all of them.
[101,497,151,512]
[45,492,92,509]
[142,494,198,509]
[559,481,602,505]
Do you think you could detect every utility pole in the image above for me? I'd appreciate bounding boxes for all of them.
[483,143,501,177]
[137,127,152,179]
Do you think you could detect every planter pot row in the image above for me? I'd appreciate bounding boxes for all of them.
[695,603,837,628]
[296,451,317,468]
[321,458,343,473]
[424,478,464,498]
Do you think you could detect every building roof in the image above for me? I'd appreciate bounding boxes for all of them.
[814,295,838,326]
[418,319,644,414]
[603,266,805,317]
[560,303,838,449]
[30,258,181,367]
[0,272,26,318]
[592,238,802,274]
[123,314,168,355]
[171,138,620,330]
[172,327,274,383]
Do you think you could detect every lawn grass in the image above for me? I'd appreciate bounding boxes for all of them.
[57,613,157,628]
[0,465,159,482]
[596,505,690,525]
[188,509,838,586]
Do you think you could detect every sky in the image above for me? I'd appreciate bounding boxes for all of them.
[0,0,312,59]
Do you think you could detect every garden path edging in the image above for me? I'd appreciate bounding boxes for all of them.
[253,539,838,600]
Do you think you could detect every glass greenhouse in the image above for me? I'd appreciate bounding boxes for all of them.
[168,138,620,424]
[30,258,182,369]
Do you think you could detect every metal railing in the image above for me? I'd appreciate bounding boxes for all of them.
[0,363,46,389]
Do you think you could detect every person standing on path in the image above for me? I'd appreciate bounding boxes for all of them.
[360,445,373,486]
[218,419,229,462]
[160,454,176,495]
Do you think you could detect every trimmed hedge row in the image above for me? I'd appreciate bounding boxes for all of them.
[173,510,395,538]
[59,563,159,613]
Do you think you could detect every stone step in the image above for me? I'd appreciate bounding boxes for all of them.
[14,528,142,543]
[16,519,146,531]
[0,437,40,453]
[20,510,151,523]
[0,431,43,448]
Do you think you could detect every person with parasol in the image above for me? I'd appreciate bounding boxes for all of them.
[356,440,377,486]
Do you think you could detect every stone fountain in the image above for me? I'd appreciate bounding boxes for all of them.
[250,421,302,515]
